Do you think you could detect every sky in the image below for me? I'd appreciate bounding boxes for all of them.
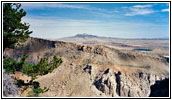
[20,3,169,39]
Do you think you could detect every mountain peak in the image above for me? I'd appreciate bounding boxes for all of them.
[74,33,98,38]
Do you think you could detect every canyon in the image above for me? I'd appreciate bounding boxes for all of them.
[4,36,169,97]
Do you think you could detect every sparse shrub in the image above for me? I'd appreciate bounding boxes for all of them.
[15,79,49,97]
[30,87,49,97]
[32,81,40,89]
[33,87,44,94]
[16,80,25,88]
[28,87,44,97]
[28,82,49,97]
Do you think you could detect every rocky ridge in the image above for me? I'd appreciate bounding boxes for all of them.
[4,37,169,97]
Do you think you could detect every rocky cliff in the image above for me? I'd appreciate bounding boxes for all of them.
[4,37,169,97]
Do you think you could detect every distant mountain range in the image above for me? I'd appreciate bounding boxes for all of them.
[66,33,169,40]
[74,33,98,38]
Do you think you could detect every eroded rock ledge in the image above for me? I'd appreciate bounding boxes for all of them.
[84,64,167,97]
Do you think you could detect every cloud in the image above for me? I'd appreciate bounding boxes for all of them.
[125,7,155,16]
[21,3,113,14]
[133,4,153,8]
[123,4,155,16]
[122,4,153,9]
[22,3,121,15]
[22,3,91,10]
[22,3,113,12]
[161,9,169,12]
[21,3,121,18]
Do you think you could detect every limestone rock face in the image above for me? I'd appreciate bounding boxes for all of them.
[83,65,167,97]
[3,70,20,97]
[93,69,118,97]
[4,37,169,97]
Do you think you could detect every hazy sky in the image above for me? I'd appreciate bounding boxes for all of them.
[21,3,169,39]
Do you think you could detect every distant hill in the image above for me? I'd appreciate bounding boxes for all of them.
[61,33,169,40]
[74,33,98,38]
[56,34,169,56]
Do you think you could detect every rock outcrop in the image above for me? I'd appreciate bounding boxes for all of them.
[3,70,20,97]
[83,64,167,97]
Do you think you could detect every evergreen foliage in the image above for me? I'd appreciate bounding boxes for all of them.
[3,3,32,51]
[3,3,53,97]
[4,54,63,79]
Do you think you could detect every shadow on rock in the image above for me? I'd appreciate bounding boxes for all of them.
[149,78,169,97]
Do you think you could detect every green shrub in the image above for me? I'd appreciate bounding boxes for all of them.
[3,57,19,73]
[16,79,49,97]
[16,80,25,87]
[33,87,44,94]
[28,86,49,97]
[4,54,63,79]
[28,87,46,97]
[32,81,40,89]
